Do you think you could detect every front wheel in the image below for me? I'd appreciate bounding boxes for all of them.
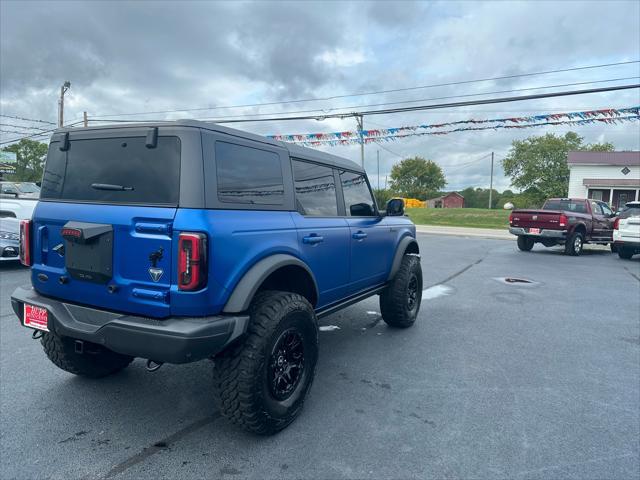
[564,231,584,256]
[610,243,618,253]
[380,254,422,328]
[517,236,534,252]
[213,291,318,435]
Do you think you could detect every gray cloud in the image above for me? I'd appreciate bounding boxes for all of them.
[1,0,638,193]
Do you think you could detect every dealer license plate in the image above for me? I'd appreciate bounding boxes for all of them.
[529,228,541,234]
[23,304,49,332]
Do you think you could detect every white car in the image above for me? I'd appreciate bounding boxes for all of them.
[613,201,640,259]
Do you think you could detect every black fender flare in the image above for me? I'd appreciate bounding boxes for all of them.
[222,254,319,313]
[387,236,420,281]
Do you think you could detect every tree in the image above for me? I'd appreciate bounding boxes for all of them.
[2,139,49,182]
[372,188,395,208]
[501,132,614,205]
[389,156,446,200]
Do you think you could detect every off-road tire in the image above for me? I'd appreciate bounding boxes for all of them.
[618,247,634,260]
[517,236,534,252]
[380,254,422,328]
[41,332,133,378]
[213,291,318,435]
[564,231,584,256]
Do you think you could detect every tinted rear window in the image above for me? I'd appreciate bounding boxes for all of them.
[215,141,284,205]
[41,136,181,205]
[292,160,338,216]
[542,200,587,213]
[620,206,640,219]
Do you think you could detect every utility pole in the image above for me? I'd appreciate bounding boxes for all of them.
[355,114,364,169]
[488,151,494,209]
[58,81,71,127]
[377,150,380,190]
[83,111,88,128]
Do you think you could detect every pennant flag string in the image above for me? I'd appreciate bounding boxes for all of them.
[267,106,639,146]
[274,115,640,147]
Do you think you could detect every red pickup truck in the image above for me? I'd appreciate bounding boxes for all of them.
[509,198,616,255]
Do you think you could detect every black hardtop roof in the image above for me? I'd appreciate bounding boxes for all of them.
[55,119,363,172]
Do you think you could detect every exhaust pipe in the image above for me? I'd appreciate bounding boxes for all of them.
[145,359,164,372]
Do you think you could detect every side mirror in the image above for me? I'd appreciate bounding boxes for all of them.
[386,198,405,216]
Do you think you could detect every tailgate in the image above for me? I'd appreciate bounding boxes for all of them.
[620,216,640,240]
[31,202,176,318]
[511,210,564,230]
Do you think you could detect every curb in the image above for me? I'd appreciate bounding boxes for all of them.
[415,226,513,241]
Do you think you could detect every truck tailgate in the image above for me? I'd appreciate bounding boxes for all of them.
[511,210,564,230]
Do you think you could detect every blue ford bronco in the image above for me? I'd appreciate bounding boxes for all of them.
[11,120,422,434]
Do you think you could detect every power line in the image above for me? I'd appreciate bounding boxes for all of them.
[87,60,640,118]
[0,123,49,132]
[0,121,84,146]
[187,76,637,122]
[0,114,56,125]
[204,83,640,124]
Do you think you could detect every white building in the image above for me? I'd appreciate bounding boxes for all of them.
[567,151,640,211]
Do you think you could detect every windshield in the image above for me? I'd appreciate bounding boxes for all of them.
[542,200,587,213]
[40,136,181,205]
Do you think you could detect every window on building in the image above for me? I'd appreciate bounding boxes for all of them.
[292,160,338,216]
[339,170,376,216]
[215,142,284,205]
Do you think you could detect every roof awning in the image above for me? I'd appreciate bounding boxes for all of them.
[583,178,640,187]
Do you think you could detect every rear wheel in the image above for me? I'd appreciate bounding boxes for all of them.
[41,332,133,378]
[517,236,534,252]
[380,254,422,328]
[213,291,318,435]
[564,231,584,256]
[618,247,634,260]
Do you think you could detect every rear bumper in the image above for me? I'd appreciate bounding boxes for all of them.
[509,227,567,239]
[11,286,249,364]
[613,239,640,250]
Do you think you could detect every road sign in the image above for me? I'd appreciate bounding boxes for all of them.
[0,151,17,175]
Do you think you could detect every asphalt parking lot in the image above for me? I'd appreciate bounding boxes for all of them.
[1,234,639,480]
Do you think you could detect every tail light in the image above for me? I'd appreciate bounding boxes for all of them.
[509,212,514,225]
[178,232,207,291]
[614,218,620,230]
[559,214,568,228]
[19,219,32,266]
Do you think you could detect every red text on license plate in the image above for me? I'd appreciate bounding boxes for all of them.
[24,304,49,332]
[529,228,541,234]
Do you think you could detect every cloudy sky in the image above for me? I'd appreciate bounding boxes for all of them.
[1,0,639,192]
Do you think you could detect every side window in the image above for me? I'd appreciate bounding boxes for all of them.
[215,141,284,205]
[339,170,376,217]
[599,202,613,216]
[292,160,338,216]
[590,201,603,215]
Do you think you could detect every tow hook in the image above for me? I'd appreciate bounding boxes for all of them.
[31,330,44,340]
[146,359,164,372]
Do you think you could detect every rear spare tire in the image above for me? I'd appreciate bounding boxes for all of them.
[213,291,318,435]
[517,236,534,251]
[380,254,422,328]
[41,332,133,378]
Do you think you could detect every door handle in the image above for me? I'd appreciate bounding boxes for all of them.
[303,234,324,245]
[352,231,368,240]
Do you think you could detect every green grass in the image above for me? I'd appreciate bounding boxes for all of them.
[405,207,510,230]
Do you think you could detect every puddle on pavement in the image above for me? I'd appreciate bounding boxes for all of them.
[493,276,539,286]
